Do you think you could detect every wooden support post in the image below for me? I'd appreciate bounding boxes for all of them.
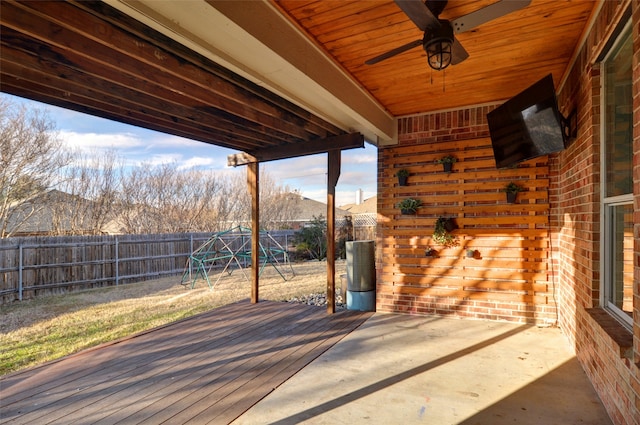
[326,150,341,314]
[248,162,259,303]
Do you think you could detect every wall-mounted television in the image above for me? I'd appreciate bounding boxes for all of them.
[487,74,566,169]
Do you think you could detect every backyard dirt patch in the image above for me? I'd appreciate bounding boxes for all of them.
[0,260,346,375]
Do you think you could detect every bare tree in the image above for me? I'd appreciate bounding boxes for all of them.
[117,166,301,234]
[214,169,301,230]
[53,149,124,235]
[0,96,71,238]
[118,162,222,234]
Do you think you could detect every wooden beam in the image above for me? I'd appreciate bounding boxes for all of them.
[326,150,341,314]
[227,152,258,168]
[227,133,364,166]
[247,162,259,304]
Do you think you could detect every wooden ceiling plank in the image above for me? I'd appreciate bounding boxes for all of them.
[323,24,418,60]
[306,3,401,38]
[278,1,380,30]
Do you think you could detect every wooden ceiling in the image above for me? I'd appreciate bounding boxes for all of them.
[0,0,598,150]
[273,0,597,117]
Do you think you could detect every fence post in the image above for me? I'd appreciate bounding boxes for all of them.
[189,234,193,281]
[18,244,23,301]
[115,237,119,286]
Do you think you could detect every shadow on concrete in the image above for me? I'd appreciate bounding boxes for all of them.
[267,323,530,425]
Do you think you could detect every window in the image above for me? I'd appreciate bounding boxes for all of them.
[601,22,633,328]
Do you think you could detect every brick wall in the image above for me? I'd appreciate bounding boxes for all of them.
[551,1,640,423]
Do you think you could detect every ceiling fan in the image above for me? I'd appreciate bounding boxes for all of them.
[366,0,531,70]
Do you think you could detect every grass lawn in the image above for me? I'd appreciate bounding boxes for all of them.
[0,260,343,376]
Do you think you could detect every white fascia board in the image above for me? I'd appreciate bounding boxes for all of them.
[106,0,397,146]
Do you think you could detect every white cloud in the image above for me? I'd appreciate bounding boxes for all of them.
[146,153,183,166]
[177,156,217,170]
[343,152,377,165]
[59,130,144,151]
[264,155,327,185]
[300,188,327,203]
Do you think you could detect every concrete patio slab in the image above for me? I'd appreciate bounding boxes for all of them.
[232,313,612,425]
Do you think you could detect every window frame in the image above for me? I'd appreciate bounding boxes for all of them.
[599,20,633,330]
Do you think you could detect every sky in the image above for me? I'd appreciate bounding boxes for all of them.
[7,94,378,207]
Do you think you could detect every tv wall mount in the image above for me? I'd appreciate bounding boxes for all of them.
[560,107,578,142]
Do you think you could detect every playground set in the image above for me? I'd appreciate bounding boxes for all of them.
[181,226,294,289]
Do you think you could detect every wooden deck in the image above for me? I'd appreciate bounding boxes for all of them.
[0,300,372,424]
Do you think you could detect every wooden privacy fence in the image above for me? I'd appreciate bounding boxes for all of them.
[0,231,296,304]
[351,213,377,241]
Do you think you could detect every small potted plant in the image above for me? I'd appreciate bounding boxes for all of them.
[425,247,437,257]
[435,155,457,172]
[433,216,456,246]
[503,182,524,204]
[397,197,422,214]
[396,168,410,186]
[443,217,457,232]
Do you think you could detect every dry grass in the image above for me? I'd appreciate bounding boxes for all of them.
[0,260,346,376]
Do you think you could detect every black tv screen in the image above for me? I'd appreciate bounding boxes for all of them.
[487,74,566,169]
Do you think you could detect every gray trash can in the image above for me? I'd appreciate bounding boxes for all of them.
[346,240,376,311]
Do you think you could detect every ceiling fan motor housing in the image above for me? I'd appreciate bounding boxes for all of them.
[423,20,454,70]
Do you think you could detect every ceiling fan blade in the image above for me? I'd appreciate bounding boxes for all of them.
[394,0,440,32]
[451,0,531,34]
[451,37,469,65]
[365,39,423,65]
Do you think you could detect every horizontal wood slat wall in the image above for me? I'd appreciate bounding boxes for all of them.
[377,109,555,325]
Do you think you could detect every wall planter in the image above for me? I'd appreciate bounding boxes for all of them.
[397,197,422,215]
[435,155,457,173]
[504,182,524,204]
[396,168,410,186]
[433,216,457,247]
[443,217,457,232]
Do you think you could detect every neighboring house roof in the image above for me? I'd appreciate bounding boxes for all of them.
[340,196,377,214]
[285,193,351,223]
[6,190,85,235]
[5,190,117,236]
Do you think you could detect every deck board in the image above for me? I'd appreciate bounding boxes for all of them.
[0,300,372,425]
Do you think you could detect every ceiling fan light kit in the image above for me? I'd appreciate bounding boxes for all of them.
[423,21,453,70]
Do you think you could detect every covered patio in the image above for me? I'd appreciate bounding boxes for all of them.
[1,1,638,422]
